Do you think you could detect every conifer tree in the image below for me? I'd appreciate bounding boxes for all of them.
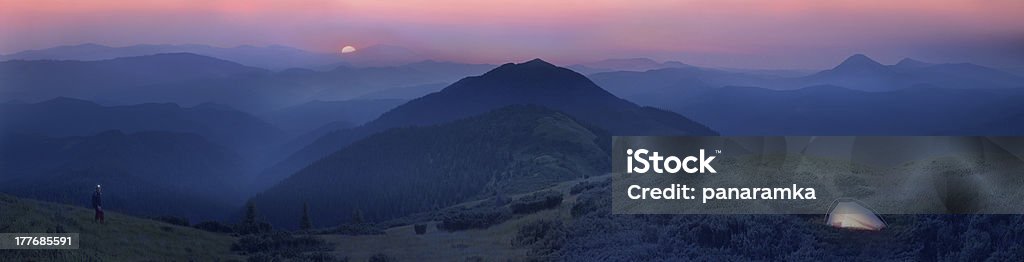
[300,202,312,230]
[352,209,364,224]
[245,200,257,224]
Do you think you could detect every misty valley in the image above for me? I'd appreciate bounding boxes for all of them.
[2,45,1024,260]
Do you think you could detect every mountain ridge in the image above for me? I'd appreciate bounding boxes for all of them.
[252,105,611,226]
[0,130,247,220]
[256,58,716,191]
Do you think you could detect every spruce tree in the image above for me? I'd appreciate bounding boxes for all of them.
[352,209,364,224]
[245,200,257,224]
[300,202,312,230]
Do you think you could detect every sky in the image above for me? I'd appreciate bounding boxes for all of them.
[1,0,1022,70]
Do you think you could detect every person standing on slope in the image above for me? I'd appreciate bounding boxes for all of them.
[92,185,104,224]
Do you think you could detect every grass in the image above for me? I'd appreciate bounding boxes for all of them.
[319,174,608,261]
[0,194,241,261]
[0,174,611,261]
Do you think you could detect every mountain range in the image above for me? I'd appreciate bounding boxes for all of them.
[669,85,1024,135]
[0,130,245,221]
[255,58,717,189]
[794,54,1023,91]
[251,105,611,226]
[0,43,432,69]
[568,58,695,74]
[0,53,267,104]
[0,97,285,157]
[0,53,494,112]
[3,46,1023,229]
[591,54,1024,104]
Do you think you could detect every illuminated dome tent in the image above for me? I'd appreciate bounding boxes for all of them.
[825,199,886,231]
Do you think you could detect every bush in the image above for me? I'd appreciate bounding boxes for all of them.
[414,224,427,235]
[194,221,234,233]
[152,215,189,227]
[234,222,274,235]
[232,231,335,260]
[512,219,566,258]
[320,223,384,235]
[571,189,609,218]
[438,206,511,231]
[512,219,554,247]
[510,191,563,214]
[247,252,347,262]
[570,181,598,195]
[369,253,397,262]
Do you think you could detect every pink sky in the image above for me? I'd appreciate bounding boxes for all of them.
[1,0,1022,69]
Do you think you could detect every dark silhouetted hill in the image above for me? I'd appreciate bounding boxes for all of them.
[368,59,712,134]
[1,52,493,112]
[0,53,267,102]
[591,54,1024,96]
[251,105,611,227]
[0,130,247,221]
[670,85,1024,135]
[0,97,286,156]
[258,59,715,189]
[0,43,343,70]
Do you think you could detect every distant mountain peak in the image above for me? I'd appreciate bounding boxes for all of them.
[522,58,557,67]
[377,57,715,135]
[486,58,565,77]
[837,54,883,67]
[829,54,891,74]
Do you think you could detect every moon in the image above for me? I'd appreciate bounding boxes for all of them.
[341,45,357,54]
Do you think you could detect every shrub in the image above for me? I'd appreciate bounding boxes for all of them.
[320,223,384,235]
[570,181,598,195]
[438,206,511,231]
[571,189,609,218]
[247,252,347,262]
[234,222,274,235]
[231,231,334,259]
[369,253,397,262]
[47,224,67,234]
[510,191,563,214]
[512,219,566,257]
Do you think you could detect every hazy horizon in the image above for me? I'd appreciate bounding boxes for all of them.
[2,0,1023,70]
[7,42,1021,73]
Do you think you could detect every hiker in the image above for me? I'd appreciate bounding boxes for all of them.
[92,184,104,224]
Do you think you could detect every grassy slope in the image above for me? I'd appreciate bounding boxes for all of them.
[0,194,240,261]
[320,174,607,261]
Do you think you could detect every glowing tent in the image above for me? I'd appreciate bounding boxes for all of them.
[825,199,886,231]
